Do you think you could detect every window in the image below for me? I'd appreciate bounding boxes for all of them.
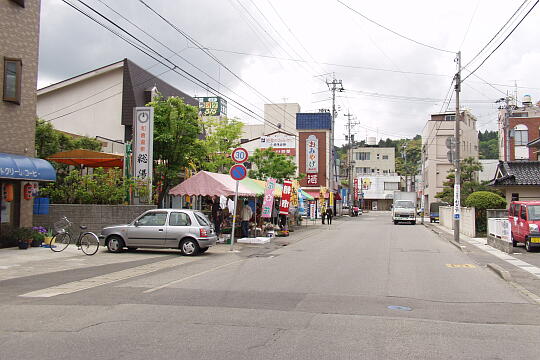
[514,124,528,146]
[376,153,380,160]
[384,182,399,190]
[355,167,370,175]
[3,58,22,104]
[355,152,370,160]
[169,212,191,226]
[444,115,455,121]
[528,205,540,221]
[511,112,528,118]
[137,212,167,226]
[382,155,389,160]
[195,212,211,226]
[520,206,527,220]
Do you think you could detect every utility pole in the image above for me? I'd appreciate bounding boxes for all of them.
[402,142,408,192]
[453,51,462,244]
[345,111,355,216]
[326,74,344,196]
[421,145,425,224]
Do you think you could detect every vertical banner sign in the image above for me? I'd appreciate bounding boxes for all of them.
[319,186,326,209]
[353,178,359,201]
[309,203,316,219]
[133,107,154,202]
[280,180,293,215]
[453,184,461,219]
[306,135,319,186]
[261,178,276,218]
[329,191,334,207]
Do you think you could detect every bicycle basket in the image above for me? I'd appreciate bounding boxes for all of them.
[53,218,72,233]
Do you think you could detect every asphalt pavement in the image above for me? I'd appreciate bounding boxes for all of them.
[1,212,539,359]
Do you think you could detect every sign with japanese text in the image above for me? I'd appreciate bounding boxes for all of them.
[309,203,316,219]
[196,97,227,117]
[453,183,461,220]
[329,191,334,207]
[261,178,276,218]
[260,135,296,156]
[279,180,293,215]
[306,135,318,174]
[133,107,154,199]
[353,178,359,201]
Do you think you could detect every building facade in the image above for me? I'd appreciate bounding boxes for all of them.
[356,175,401,211]
[1,0,56,232]
[351,147,395,176]
[498,95,540,161]
[37,59,198,154]
[422,111,479,209]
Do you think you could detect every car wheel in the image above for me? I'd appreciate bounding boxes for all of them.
[511,233,517,247]
[525,238,533,252]
[107,236,124,253]
[180,238,200,256]
[199,247,209,254]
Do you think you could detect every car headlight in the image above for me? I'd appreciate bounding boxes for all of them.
[529,224,539,232]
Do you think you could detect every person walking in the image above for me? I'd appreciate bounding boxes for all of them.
[321,204,326,225]
[241,200,253,238]
[325,206,333,225]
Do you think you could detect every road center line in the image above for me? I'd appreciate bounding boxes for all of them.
[143,259,245,294]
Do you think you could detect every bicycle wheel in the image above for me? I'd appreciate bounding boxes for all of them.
[50,232,71,252]
[79,232,100,256]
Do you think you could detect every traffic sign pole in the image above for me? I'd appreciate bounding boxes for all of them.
[230,180,239,251]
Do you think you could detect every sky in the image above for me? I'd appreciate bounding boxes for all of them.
[38,0,540,146]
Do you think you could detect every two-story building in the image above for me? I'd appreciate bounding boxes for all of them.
[1,0,56,233]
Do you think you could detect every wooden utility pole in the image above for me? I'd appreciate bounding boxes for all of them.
[453,51,462,244]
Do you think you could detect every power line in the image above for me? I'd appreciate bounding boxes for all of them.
[336,0,455,54]
[62,0,288,135]
[462,0,539,82]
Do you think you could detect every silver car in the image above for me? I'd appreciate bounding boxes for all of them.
[99,209,217,256]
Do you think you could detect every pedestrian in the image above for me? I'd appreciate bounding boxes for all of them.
[325,206,333,225]
[321,204,326,224]
[241,200,253,238]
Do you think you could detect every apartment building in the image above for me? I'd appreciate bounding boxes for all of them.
[351,147,395,176]
[1,0,56,232]
[422,111,479,209]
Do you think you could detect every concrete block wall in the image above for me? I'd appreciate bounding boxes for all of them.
[439,206,476,237]
[33,204,157,235]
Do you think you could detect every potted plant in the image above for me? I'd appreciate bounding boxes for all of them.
[11,228,34,250]
[43,228,54,245]
[31,226,47,247]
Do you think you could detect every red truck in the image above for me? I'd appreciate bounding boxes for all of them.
[509,200,540,252]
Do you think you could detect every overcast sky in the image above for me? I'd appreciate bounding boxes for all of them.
[38,0,540,145]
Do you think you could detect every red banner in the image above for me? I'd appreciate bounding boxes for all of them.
[279,180,293,215]
[353,178,359,201]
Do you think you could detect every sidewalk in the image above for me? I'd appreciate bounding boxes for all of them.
[424,221,540,304]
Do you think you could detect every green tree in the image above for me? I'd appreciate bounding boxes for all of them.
[199,117,244,173]
[146,95,204,205]
[248,148,298,183]
[35,119,101,159]
[465,191,507,233]
[395,138,421,177]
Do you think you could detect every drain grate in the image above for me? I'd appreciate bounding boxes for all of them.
[387,305,412,311]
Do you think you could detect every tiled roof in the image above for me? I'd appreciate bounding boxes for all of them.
[491,161,540,186]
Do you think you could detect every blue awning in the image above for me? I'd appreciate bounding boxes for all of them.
[0,152,56,182]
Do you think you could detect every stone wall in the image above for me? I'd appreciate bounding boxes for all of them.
[33,204,157,236]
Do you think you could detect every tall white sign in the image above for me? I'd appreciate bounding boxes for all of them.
[133,107,154,202]
[306,135,318,174]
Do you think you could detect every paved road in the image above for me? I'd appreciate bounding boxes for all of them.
[1,212,539,359]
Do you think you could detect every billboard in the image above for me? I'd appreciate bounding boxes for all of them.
[196,97,227,117]
[260,134,296,156]
[133,107,154,202]
[298,132,327,188]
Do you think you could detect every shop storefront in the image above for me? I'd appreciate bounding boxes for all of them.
[0,153,56,233]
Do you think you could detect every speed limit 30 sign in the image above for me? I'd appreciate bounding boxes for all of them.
[231,147,249,163]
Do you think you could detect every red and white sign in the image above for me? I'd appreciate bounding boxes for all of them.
[306,135,318,174]
[231,147,248,163]
[133,107,154,182]
[260,135,296,156]
[279,179,293,215]
[353,178,359,201]
[230,164,247,181]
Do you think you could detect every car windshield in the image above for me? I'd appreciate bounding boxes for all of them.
[195,212,211,226]
[528,205,540,220]
[395,200,414,209]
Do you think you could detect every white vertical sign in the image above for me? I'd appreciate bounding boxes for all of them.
[453,183,461,219]
[306,135,318,173]
[133,107,154,202]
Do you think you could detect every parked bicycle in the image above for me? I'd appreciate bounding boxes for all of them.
[50,216,100,255]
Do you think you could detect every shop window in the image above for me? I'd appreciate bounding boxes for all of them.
[3,58,22,104]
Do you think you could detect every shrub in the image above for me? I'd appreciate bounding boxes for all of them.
[465,191,507,233]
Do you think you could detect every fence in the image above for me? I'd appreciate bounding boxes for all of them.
[487,218,512,253]
[439,206,476,238]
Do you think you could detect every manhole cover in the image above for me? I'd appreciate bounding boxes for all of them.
[387,305,412,311]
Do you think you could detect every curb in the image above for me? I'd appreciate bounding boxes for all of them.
[448,239,465,252]
[487,263,512,281]
[423,223,464,252]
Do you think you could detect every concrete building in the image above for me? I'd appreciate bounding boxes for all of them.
[491,161,540,203]
[351,147,396,176]
[240,131,298,175]
[356,175,401,211]
[422,111,479,209]
[240,103,301,141]
[498,95,540,161]
[37,59,198,154]
[1,0,56,232]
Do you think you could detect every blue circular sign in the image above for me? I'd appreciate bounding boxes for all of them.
[230,164,247,181]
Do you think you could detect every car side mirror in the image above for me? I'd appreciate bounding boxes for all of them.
[134,220,140,227]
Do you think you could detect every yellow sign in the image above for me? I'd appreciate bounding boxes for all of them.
[329,192,334,206]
